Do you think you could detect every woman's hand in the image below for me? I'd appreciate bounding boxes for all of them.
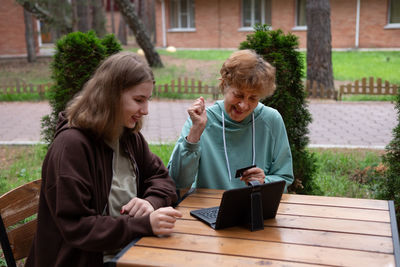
[150,207,183,236]
[240,167,265,185]
[121,197,155,218]
[186,97,207,143]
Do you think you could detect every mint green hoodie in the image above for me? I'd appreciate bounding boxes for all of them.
[167,100,293,191]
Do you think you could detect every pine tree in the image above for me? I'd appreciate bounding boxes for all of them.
[379,89,400,225]
[41,31,122,144]
[240,24,318,194]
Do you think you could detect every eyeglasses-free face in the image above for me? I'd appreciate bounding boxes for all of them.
[120,81,153,129]
[223,87,262,122]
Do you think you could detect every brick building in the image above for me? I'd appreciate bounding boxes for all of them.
[0,0,39,56]
[1,0,399,57]
[155,0,400,49]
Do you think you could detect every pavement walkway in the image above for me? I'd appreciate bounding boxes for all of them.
[0,100,397,149]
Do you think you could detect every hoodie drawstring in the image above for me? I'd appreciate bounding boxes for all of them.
[222,111,255,181]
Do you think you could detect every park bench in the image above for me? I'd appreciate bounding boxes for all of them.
[0,179,41,267]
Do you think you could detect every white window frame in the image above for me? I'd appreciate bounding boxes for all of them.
[385,0,400,29]
[292,0,307,31]
[168,0,196,32]
[239,0,271,31]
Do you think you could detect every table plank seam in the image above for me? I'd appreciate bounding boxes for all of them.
[262,224,393,238]
[187,194,389,210]
[176,217,392,237]
[178,216,392,236]
[279,201,389,211]
[170,230,394,254]
[179,212,391,224]
[179,203,389,213]
[275,213,391,223]
[132,244,337,267]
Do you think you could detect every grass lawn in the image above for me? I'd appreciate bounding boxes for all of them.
[330,51,400,85]
[0,144,386,199]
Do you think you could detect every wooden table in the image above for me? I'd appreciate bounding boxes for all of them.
[109,188,400,267]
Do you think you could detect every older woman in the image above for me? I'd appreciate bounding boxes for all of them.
[168,49,293,191]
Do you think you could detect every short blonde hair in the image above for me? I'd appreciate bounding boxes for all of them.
[219,49,276,98]
[66,51,154,142]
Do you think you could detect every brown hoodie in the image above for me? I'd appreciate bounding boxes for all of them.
[25,113,178,267]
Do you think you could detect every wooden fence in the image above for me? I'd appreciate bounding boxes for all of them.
[338,77,398,100]
[153,77,220,100]
[1,77,398,101]
[306,80,337,100]
[0,79,51,99]
[0,77,222,100]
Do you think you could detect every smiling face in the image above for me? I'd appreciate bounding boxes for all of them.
[120,81,153,129]
[223,87,262,122]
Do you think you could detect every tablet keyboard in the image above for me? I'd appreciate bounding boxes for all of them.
[196,206,219,219]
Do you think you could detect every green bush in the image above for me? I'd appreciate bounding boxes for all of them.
[379,89,400,224]
[101,33,123,56]
[240,24,318,194]
[41,31,122,144]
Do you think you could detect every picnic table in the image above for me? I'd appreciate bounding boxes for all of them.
[109,188,400,266]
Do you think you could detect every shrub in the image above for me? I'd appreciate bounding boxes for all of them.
[379,88,400,224]
[41,31,122,144]
[240,24,318,194]
[101,33,123,56]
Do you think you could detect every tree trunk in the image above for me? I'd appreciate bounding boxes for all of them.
[23,9,36,62]
[49,0,70,37]
[306,0,334,94]
[77,0,90,32]
[140,0,156,43]
[148,0,156,43]
[118,16,127,45]
[17,0,72,33]
[110,0,116,33]
[71,0,79,31]
[91,0,106,37]
[115,0,163,67]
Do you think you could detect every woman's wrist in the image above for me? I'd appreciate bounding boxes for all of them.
[186,125,204,143]
[186,132,201,143]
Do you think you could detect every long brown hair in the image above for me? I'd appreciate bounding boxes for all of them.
[66,51,154,142]
[219,49,276,98]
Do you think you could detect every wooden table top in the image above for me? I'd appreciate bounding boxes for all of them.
[110,188,400,267]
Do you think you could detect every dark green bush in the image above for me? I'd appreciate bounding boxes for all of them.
[41,31,122,144]
[240,24,318,194]
[379,89,400,225]
[101,33,123,57]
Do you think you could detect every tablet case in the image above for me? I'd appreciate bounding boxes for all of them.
[190,180,285,231]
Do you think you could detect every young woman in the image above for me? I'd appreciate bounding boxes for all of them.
[168,49,294,191]
[26,52,181,267]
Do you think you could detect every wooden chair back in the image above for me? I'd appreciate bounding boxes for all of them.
[0,179,41,267]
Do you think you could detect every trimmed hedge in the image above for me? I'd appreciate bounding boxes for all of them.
[41,31,122,144]
[240,24,319,194]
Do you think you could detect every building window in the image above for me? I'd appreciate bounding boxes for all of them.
[296,0,307,27]
[241,0,271,30]
[169,0,195,31]
[389,0,400,23]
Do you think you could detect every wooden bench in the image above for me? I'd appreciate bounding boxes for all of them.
[0,179,41,267]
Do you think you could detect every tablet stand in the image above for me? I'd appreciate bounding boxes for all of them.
[248,180,264,231]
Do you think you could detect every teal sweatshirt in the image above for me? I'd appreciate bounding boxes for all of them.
[167,100,294,191]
